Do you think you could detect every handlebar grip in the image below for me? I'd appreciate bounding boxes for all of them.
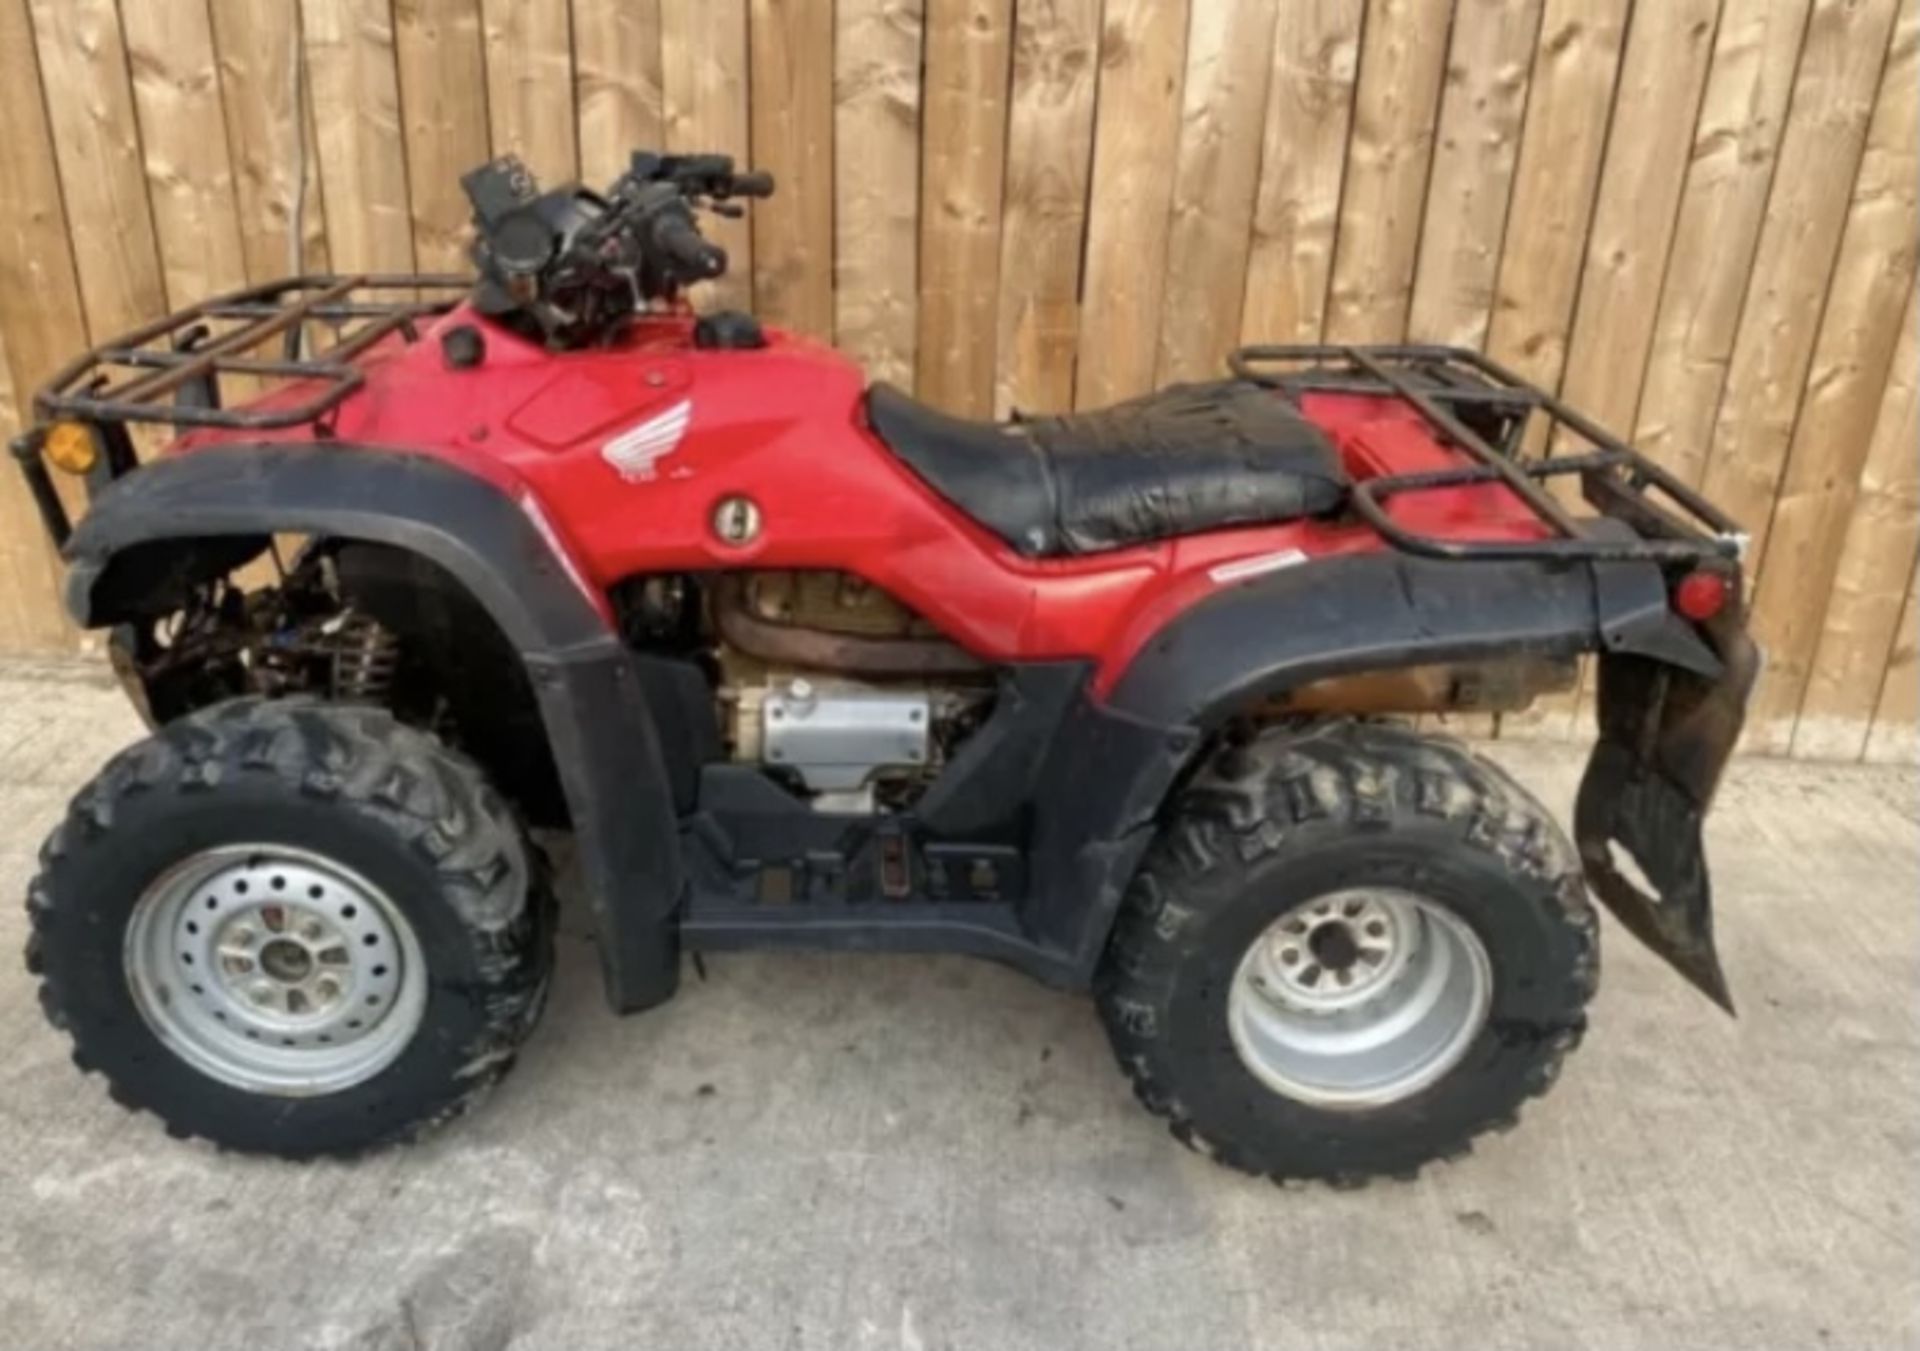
[653,215,728,280]
[728,171,776,199]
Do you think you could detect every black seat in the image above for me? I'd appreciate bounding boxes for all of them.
[864,380,1347,557]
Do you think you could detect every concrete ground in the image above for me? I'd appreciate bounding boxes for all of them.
[0,660,1914,1351]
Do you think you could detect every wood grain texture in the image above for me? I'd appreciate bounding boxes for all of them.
[1632,0,1814,486]
[1796,283,1920,760]
[1548,0,1748,742]
[574,0,664,183]
[1480,0,1629,742]
[1864,561,1920,763]
[26,0,168,337]
[120,0,249,308]
[916,0,1014,413]
[1075,0,1190,407]
[0,0,1914,737]
[1240,0,1363,346]
[1744,1,1918,752]
[1416,0,1539,751]
[481,0,578,179]
[1552,0,1722,438]
[834,0,923,387]
[1322,0,1452,344]
[1154,0,1279,384]
[994,0,1100,415]
[0,323,38,651]
[749,0,834,338]
[1404,0,1542,347]
[1695,0,1901,561]
[0,0,83,652]
[301,0,416,273]
[663,0,753,310]
[394,0,491,271]
[209,0,331,281]
[1483,0,1628,393]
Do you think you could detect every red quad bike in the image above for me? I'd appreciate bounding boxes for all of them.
[13,153,1758,1183]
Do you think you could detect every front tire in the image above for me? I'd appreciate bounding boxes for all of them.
[1097,721,1597,1185]
[24,698,553,1159]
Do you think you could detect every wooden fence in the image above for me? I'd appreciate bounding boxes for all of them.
[0,0,1914,761]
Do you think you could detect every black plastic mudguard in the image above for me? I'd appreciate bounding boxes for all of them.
[61,445,686,1014]
[1107,551,1722,727]
[1574,611,1760,1013]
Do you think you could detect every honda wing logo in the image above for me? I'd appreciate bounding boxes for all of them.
[601,400,691,482]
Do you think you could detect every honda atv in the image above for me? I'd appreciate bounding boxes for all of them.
[11,152,1757,1183]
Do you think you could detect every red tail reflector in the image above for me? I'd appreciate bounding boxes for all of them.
[1673,569,1729,622]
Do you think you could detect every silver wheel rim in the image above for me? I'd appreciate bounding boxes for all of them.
[1227,888,1493,1110]
[123,845,429,1096]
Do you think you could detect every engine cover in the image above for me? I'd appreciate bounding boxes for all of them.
[758,677,930,792]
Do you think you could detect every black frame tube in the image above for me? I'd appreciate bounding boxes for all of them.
[10,431,72,548]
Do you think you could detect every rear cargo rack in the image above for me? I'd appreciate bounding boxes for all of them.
[30,274,468,433]
[1231,344,1746,566]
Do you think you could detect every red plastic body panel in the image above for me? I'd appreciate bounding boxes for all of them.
[174,308,1554,698]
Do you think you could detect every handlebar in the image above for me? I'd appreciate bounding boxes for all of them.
[725,170,776,199]
[463,149,773,346]
[649,212,728,281]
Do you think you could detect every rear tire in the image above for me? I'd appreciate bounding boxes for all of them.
[24,698,553,1159]
[1096,721,1597,1186]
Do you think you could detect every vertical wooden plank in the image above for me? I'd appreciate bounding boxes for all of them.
[302,0,417,273]
[1403,0,1542,742]
[1479,0,1629,742]
[834,0,923,388]
[663,0,752,311]
[1795,282,1920,760]
[1239,0,1363,347]
[1744,2,1919,752]
[1553,0,1722,439]
[481,0,578,179]
[1154,0,1279,384]
[1482,0,1629,393]
[574,0,664,184]
[120,0,251,308]
[26,0,169,336]
[0,4,92,389]
[0,0,84,652]
[1694,0,1901,558]
[1863,562,1920,764]
[1075,0,1190,408]
[917,0,1014,413]
[209,0,332,281]
[395,0,491,271]
[994,0,1101,416]
[1321,0,1452,344]
[0,291,72,653]
[1631,0,1814,485]
[1404,0,1543,348]
[1544,0,1725,745]
[749,0,834,339]
[0,323,42,652]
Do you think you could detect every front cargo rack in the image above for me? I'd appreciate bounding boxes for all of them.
[1230,344,1746,566]
[12,274,468,545]
[32,274,469,432]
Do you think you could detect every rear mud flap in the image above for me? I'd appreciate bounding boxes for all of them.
[1574,623,1760,1014]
